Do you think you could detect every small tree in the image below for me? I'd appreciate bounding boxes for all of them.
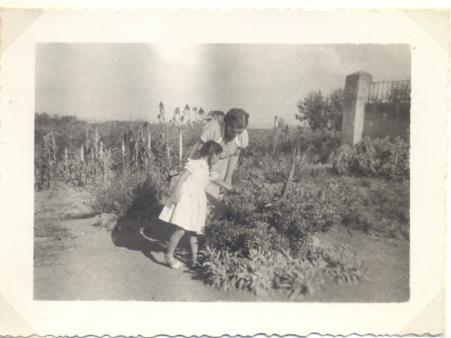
[296,89,344,131]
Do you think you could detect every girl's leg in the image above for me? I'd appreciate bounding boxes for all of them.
[166,227,185,266]
[189,234,199,266]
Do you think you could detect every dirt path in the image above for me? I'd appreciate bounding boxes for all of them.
[34,185,255,301]
[34,185,408,302]
[309,227,409,302]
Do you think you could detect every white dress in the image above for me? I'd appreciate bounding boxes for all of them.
[159,158,215,234]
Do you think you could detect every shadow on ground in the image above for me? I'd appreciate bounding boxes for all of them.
[111,215,174,265]
[64,211,99,220]
[110,179,230,268]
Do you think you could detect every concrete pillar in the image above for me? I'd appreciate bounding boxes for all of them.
[341,71,373,144]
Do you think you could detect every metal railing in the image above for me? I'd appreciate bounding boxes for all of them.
[367,80,411,103]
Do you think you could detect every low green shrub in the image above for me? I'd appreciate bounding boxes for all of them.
[198,237,368,298]
[255,154,291,183]
[90,171,146,216]
[332,136,409,180]
[306,237,367,284]
[217,166,350,256]
[300,129,341,164]
[266,178,345,256]
[200,165,368,297]
[204,220,289,256]
[90,165,166,217]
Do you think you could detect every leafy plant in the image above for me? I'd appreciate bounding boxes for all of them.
[198,237,368,298]
[332,136,409,180]
[89,170,146,216]
[198,160,369,298]
[266,179,346,256]
[89,164,167,217]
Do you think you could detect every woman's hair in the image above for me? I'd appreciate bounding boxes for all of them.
[197,140,223,170]
[224,108,249,129]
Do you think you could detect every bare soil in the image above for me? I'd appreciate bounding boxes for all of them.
[34,185,409,302]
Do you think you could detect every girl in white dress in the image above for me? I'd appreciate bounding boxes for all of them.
[159,141,231,269]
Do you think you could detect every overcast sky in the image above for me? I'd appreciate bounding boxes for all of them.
[35,44,410,128]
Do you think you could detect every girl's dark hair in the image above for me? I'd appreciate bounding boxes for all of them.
[208,110,225,119]
[198,141,223,170]
[224,108,249,129]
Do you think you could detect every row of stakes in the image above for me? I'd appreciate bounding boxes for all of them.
[63,130,185,168]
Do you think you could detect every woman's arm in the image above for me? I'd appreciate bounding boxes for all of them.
[212,178,233,191]
[223,129,248,183]
[223,148,241,186]
[218,146,237,159]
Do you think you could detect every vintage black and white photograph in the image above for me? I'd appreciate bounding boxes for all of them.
[33,43,411,302]
[1,8,448,336]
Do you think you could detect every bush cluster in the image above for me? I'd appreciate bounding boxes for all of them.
[199,167,368,297]
[332,136,409,180]
[90,171,147,216]
[199,237,367,298]
[90,165,166,217]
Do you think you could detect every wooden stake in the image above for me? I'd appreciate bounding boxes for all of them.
[167,145,171,168]
[94,126,99,159]
[272,115,280,156]
[165,122,171,168]
[280,144,310,202]
[85,125,89,148]
[179,130,183,165]
[64,148,68,169]
[103,148,109,181]
[51,133,57,161]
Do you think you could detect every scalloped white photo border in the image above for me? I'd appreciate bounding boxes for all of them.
[0,9,448,337]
